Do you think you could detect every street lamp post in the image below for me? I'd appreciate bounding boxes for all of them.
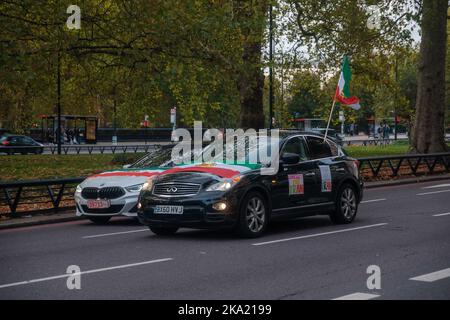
[56,41,62,154]
[269,3,274,129]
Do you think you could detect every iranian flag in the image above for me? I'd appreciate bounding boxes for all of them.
[334,56,360,110]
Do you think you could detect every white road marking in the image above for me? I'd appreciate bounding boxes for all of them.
[0,258,173,289]
[433,212,450,217]
[333,292,380,300]
[422,183,450,189]
[82,228,149,239]
[252,223,388,246]
[417,189,450,196]
[410,268,450,282]
[361,198,386,204]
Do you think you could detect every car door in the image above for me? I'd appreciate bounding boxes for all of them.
[9,137,21,153]
[305,136,344,203]
[271,136,317,213]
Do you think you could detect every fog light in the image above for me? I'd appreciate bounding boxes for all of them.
[137,202,142,209]
[213,202,227,211]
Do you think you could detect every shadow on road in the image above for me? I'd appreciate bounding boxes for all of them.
[140,216,334,242]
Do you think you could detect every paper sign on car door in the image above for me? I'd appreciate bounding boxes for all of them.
[319,165,332,192]
[288,174,304,195]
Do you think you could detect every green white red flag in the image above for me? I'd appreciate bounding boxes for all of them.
[334,56,361,110]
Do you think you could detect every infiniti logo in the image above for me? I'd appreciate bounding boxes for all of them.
[167,187,178,193]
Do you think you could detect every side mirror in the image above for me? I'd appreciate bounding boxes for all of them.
[280,153,300,165]
[122,164,131,169]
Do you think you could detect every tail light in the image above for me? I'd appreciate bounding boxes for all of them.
[1,140,9,146]
[353,160,360,177]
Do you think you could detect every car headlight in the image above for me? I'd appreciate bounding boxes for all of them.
[141,176,157,192]
[75,185,82,194]
[206,176,242,192]
[125,183,144,193]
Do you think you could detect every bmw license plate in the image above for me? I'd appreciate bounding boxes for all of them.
[154,205,183,215]
[87,199,110,209]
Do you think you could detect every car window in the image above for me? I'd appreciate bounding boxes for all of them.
[306,136,332,159]
[22,137,34,145]
[9,137,20,145]
[281,137,307,161]
[328,141,339,156]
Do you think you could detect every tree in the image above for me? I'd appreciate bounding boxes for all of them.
[410,0,448,153]
[233,0,268,129]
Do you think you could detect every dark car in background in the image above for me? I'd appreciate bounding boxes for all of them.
[138,132,363,238]
[0,135,44,154]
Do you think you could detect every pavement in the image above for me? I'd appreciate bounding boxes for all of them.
[0,178,449,299]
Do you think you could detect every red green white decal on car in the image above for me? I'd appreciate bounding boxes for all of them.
[87,162,261,180]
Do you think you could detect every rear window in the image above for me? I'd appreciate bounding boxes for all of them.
[306,136,332,159]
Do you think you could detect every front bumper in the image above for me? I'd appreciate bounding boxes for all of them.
[137,191,240,229]
[74,192,139,217]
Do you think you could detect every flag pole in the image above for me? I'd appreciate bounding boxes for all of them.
[324,97,337,142]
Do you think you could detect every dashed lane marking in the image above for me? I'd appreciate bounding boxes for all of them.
[252,223,388,246]
[0,258,173,289]
[332,292,380,300]
[361,198,386,204]
[82,228,149,239]
[417,190,450,196]
[410,268,450,283]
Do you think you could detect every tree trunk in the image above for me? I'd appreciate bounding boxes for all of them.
[238,41,265,129]
[234,0,266,130]
[410,0,448,153]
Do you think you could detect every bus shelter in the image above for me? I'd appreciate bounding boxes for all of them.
[39,115,98,144]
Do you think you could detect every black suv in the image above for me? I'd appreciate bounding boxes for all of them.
[137,132,363,237]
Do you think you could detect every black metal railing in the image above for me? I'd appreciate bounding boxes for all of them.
[0,178,84,217]
[1,152,450,217]
[358,152,450,178]
[0,144,161,155]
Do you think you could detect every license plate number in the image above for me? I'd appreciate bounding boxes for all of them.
[154,205,183,214]
[87,199,110,209]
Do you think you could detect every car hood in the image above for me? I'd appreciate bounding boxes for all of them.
[81,163,261,188]
[81,168,165,188]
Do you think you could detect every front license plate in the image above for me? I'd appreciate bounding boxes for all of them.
[87,199,110,209]
[154,205,183,215]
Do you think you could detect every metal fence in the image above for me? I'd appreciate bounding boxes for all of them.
[1,152,450,217]
[0,144,162,155]
[358,152,450,178]
[0,178,84,217]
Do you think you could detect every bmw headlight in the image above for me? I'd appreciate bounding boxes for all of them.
[125,183,144,193]
[206,176,242,192]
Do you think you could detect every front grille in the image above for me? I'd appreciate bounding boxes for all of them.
[153,183,200,197]
[81,186,125,199]
[81,204,124,214]
[81,187,98,199]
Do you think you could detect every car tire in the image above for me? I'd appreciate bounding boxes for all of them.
[35,148,43,154]
[235,191,269,238]
[87,216,111,224]
[149,226,179,236]
[330,183,358,224]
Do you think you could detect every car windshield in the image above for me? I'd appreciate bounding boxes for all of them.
[129,137,281,168]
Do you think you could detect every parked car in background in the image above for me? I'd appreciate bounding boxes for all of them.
[0,135,44,154]
[309,128,343,145]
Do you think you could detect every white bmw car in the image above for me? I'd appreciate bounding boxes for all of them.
[75,147,172,224]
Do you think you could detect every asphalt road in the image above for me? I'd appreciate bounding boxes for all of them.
[0,179,449,300]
